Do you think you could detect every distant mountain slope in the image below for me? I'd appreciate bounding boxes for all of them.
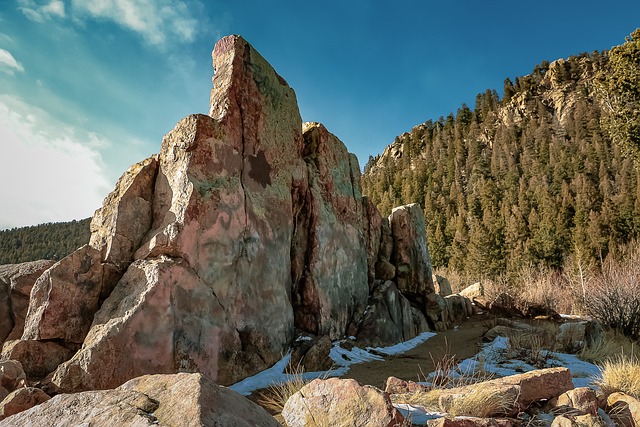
[0,218,91,264]
[362,45,640,278]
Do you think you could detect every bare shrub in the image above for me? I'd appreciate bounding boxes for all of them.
[515,265,574,315]
[583,243,640,339]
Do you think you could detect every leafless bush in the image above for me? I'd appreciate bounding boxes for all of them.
[583,243,640,340]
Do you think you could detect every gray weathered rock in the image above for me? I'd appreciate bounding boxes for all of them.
[433,274,453,296]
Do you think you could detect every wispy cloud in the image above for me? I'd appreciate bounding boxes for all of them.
[0,48,24,74]
[71,0,199,46]
[0,94,112,229]
[18,0,66,23]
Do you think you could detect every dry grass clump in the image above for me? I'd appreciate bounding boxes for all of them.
[256,366,309,415]
[445,386,516,417]
[393,347,502,417]
[594,354,640,399]
[579,330,636,363]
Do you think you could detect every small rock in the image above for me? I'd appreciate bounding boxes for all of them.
[553,387,598,416]
[551,414,606,427]
[459,282,484,299]
[606,392,640,427]
[384,376,428,395]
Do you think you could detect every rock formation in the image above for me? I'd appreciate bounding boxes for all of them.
[0,35,466,402]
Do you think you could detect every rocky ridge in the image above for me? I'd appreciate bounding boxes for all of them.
[0,34,474,425]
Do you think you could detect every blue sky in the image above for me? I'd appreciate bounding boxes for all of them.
[0,0,638,229]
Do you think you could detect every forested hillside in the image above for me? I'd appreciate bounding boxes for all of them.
[0,218,91,264]
[362,33,640,279]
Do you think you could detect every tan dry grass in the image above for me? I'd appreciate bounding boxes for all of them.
[579,330,636,363]
[594,354,640,399]
[445,386,517,417]
[256,367,309,415]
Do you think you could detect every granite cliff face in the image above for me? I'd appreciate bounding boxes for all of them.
[0,35,465,397]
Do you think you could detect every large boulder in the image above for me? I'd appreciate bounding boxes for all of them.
[50,257,233,392]
[0,373,278,427]
[0,261,55,342]
[389,204,435,304]
[290,122,368,339]
[282,377,405,427]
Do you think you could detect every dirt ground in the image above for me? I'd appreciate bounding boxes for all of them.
[342,314,489,389]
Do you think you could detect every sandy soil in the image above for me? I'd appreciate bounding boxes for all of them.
[342,314,489,389]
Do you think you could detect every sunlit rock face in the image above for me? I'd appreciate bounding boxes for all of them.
[6,35,442,393]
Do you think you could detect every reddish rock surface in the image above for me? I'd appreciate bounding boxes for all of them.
[0,387,50,421]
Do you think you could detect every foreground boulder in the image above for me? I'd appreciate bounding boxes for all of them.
[0,373,278,426]
[282,377,405,427]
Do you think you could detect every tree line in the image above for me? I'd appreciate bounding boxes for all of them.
[0,218,91,264]
[362,36,640,280]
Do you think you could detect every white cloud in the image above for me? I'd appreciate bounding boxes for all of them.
[18,0,66,23]
[0,48,24,74]
[71,0,198,46]
[0,95,112,229]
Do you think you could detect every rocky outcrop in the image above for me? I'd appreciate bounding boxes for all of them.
[0,261,55,342]
[0,373,278,426]
[89,155,158,271]
[1,34,465,396]
[282,377,405,427]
